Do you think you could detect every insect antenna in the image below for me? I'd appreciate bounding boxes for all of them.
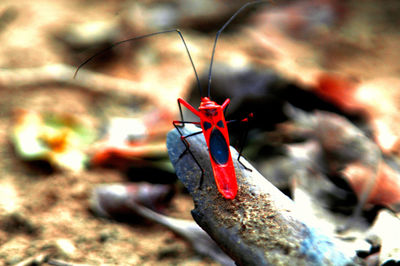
[74,29,202,96]
[207,0,270,98]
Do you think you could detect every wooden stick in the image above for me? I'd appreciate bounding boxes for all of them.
[0,64,153,101]
[167,124,360,265]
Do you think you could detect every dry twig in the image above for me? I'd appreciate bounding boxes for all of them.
[0,64,157,103]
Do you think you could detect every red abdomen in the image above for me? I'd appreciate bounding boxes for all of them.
[205,126,238,199]
[210,157,238,199]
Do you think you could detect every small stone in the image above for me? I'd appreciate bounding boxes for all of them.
[157,246,180,260]
[55,239,76,258]
[0,179,21,214]
[1,213,39,236]
[98,229,118,243]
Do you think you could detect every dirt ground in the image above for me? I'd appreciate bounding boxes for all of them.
[0,63,216,264]
[0,0,223,265]
[2,0,400,265]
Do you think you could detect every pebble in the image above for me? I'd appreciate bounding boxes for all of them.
[54,238,76,258]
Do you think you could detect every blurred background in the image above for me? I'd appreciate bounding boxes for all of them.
[1,0,400,265]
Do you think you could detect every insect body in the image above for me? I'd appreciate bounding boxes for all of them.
[174,97,238,199]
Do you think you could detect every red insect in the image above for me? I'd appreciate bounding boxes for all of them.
[174,98,242,199]
[172,2,264,199]
[174,97,253,199]
[74,1,264,199]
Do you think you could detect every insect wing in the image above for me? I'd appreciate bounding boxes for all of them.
[203,122,238,199]
[209,128,229,164]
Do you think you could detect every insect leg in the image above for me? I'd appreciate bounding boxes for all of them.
[173,120,202,158]
[174,98,206,187]
[227,113,253,171]
[177,100,186,124]
[172,121,205,189]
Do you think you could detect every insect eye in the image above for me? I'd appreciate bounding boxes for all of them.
[203,121,212,130]
[217,120,224,128]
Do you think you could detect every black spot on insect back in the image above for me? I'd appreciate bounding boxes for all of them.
[209,128,229,164]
